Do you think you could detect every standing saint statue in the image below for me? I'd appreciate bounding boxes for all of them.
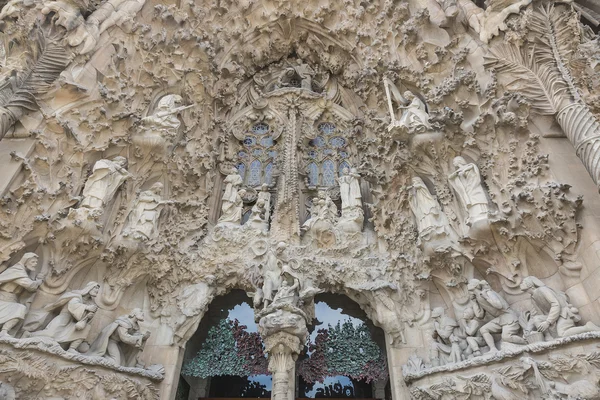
[0,253,43,336]
[124,182,171,240]
[448,156,488,225]
[218,170,245,224]
[384,78,432,134]
[29,282,100,351]
[80,157,130,210]
[337,168,362,212]
[408,177,448,240]
[172,275,216,346]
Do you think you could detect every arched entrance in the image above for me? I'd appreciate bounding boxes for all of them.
[176,292,390,400]
[297,294,390,400]
[177,290,271,399]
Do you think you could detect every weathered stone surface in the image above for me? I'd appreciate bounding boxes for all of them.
[0,0,599,398]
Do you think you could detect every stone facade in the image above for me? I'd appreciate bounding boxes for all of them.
[0,0,598,399]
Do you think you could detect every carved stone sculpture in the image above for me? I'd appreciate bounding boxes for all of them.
[468,279,526,352]
[336,168,363,234]
[171,275,216,346]
[337,168,362,212]
[261,242,286,309]
[86,308,150,367]
[134,95,193,150]
[460,303,486,357]
[218,170,245,224]
[258,184,272,222]
[68,0,147,54]
[28,282,100,351]
[448,156,488,226]
[384,79,432,134]
[408,177,452,245]
[430,307,464,366]
[271,265,300,308]
[123,183,171,241]
[520,276,600,338]
[0,253,42,336]
[247,198,268,231]
[301,190,338,245]
[79,157,131,211]
[277,60,315,90]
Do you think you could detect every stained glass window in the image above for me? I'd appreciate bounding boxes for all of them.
[236,123,278,187]
[306,122,351,187]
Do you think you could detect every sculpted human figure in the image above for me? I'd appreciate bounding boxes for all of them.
[408,177,449,240]
[218,170,245,224]
[247,198,268,231]
[337,168,362,212]
[86,308,150,367]
[448,156,488,224]
[430,307,464,366]
[141,95,192,136]
[124,182,171,240]
[258,184,272,222]
[467,279,526,352]
[172,275,216,346]
[261,242,287,309]
[29,282,100,351]
[520,276,600,338]
[302,191,337,234]
[383,78,432,134]
[0,253,42,336]
[80,157,130,210]
[460,304,486,357]
[271,266,300,308]
[68,0,147,54]
[278,60,314,90]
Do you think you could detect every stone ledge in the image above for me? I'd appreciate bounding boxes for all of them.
[403,331,600,383]
[0,336,164,381]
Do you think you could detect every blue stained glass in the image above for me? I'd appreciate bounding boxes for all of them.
[248,160,262,187]
[330,137,346,148]
[265,162,273,185]
[311,136,326,147]
[260,137,274,147]
[339,161,351,176]
[243,137,256,147]
[340,151,348,158]
[268,150,278,158]
[322,159,335,187]
[253,149,263,156]
[308,150,317,158]
[237,163,246,181]
[238,151,248,159]
[308,163,319,186]
[324,149,334,155]
[252,123,269,135]
[318,122,336,135]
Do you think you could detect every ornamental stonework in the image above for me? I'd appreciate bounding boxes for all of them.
[0,0,599,399]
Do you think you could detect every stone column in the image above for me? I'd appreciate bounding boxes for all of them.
[264,332,302,400]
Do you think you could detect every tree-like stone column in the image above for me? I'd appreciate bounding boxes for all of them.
[264,332,303,400]
[255,260,311,400]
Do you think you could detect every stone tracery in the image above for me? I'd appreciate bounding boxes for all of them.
[0,0,598,399]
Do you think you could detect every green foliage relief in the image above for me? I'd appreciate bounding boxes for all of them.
[183,318,387,383]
